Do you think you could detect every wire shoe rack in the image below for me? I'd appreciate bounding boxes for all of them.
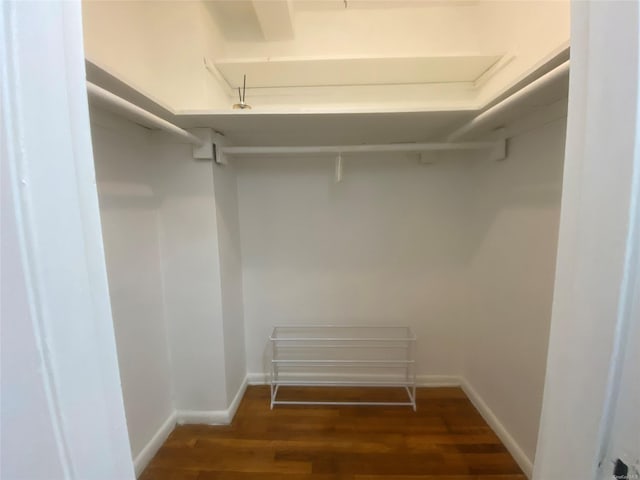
[269,325,417,410]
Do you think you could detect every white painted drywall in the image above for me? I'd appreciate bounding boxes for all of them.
[476,0,570,104]
[201,2,237,109]
[213,163,247,404]
[218,3,484,60]
[90,109,249,463]
[235,113,567,472]
[81,1,229,110]
[464,118,567,470]
[151,140,229,412]
[236,153,473,376]
[91,110,175,460]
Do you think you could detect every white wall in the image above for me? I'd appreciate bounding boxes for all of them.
[90,110,246,467]
[235,115,566,474]
[152,141,229,412]
[81,1,229,110]
[213,163,247,404]
[91,111,175,459]
[476,0,570,104]
[464,118,567,470]
[236,153,473,378]
[219,3,484,59]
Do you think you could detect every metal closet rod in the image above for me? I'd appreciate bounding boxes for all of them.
[448,60,571,141]
[86,81,203,146]
[221,141,497,156]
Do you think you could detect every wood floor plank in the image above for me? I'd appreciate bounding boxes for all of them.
[140,386,524,479]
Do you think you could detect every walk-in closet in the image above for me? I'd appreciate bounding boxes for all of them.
[83,1,569,478]
[7,1,639,479]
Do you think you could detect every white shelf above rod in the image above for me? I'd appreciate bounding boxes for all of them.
[221,141,498,156]
[447,60,570,141]
[86,81,203,147]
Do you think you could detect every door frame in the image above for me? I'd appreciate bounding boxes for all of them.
[1,2,135,478]
[533,1,640,479]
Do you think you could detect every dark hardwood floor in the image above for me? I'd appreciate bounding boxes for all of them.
[140,386,525,480]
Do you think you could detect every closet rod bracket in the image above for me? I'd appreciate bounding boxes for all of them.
[335,153,343,183]
[190,128,227,165]
[489,139,507,161]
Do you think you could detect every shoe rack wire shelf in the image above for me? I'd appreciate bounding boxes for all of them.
[269,325,417,410]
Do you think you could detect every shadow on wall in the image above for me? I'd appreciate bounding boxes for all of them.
[465,119,566,260]
[91,118,164,211]
[94,130,217,212]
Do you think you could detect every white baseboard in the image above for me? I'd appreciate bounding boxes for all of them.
[415,374,461,387]
[227,374,249,421]
[176,375,249,426]
[247,372,267,385]
[176,409,230,425]
[460,378,533,479]
[247,372,461,387]
[133,411,176,478]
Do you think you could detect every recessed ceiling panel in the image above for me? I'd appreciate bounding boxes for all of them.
[215,55,503,89]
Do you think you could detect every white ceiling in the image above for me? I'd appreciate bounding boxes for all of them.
[206,0,482,42]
